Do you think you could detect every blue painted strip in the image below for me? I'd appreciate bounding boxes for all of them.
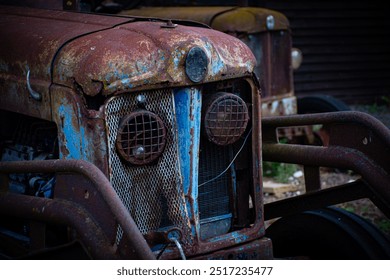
[174,87,202,237]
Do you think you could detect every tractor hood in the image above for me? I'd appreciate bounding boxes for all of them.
[0,5,256,99]
[53,18,256,96]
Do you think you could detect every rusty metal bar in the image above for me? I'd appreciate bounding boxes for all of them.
[263,111,390,130]
[264,179,375,220]
[263,143,390,213]
[0,159,155,260]
[0,193,118,259]
[262,111,390,219]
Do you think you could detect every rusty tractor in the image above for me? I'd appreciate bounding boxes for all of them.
[0,1,389,259]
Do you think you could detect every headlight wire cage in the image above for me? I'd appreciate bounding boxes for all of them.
[116,110,167,165]
[203,92,249,146]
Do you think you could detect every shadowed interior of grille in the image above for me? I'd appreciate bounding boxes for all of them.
[198,143,231,219]
[105,90,191,244]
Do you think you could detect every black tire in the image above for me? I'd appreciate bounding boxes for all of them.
[266,207,390,260]
[297,95,350,114]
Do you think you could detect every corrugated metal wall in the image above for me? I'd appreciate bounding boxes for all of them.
[256,0,390,104]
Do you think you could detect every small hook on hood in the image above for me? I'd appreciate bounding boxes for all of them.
[26,69,42,101]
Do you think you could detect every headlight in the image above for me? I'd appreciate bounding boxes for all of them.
[116,110,166,165]
[291,48,303,70]
[203,93,249,146]
[185,47,208,83]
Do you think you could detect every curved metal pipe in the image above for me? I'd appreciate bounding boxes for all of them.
[0,194,118,259]
[0,159,155,260]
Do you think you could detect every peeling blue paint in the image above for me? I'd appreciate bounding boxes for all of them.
[107,77,134,90]
[173,56,180,68]
[174,87,202,237]
[58,104,81,159]
[58,103,92,161]
[172,49,184,69]
[158,49,165,62]
[203,42,225,75]
[105,69,130,83]
[136,60,149,74]
[230,231,250,243]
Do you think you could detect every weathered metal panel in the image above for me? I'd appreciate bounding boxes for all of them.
[50,85,109,175]
[52,20,256,96]
[0,5,130,120]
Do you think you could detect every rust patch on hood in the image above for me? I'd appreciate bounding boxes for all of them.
[0,5,132,118]
[0,6,131,85]
[53,20,256,96]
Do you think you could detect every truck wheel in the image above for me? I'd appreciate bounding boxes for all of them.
[265,207,390,259]
[297,94,350,114]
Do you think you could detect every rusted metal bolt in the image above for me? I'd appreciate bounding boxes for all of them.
[161,19,177,29]
[136,94,146,105]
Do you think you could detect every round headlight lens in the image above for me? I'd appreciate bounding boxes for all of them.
[185,47,208,83]
[291,48,303,70]
[116,110,166,165]
[203,93,249,146]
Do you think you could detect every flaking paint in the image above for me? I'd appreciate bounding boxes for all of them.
[174,87,202,238]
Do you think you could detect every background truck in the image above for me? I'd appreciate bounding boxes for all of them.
[115,1,352,144]
[0,1,390,259]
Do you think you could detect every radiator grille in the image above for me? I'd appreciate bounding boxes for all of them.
[198,142,231,219]
[105,90,191,243]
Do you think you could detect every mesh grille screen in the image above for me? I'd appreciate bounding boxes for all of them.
[198,142,231,219]
[105,90,191,244]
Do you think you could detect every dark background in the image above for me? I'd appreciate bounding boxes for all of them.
[151,0,390,104]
